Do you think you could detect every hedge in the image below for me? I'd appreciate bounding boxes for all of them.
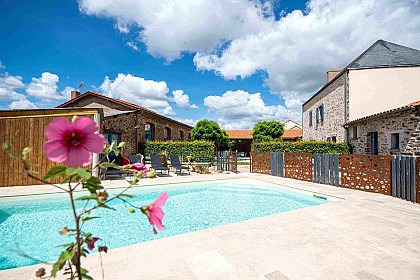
[252,141,351,154]
[145,141,215,162]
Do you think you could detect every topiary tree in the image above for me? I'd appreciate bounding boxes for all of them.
[191,120,230,150]
[252,120,285,142]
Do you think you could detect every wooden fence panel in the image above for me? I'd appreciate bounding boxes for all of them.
[340,154,392,195]
[284,153,313,182]
[392,156,417,203]
[231,151,237,174]
[251,152,270,175]
[216,151,231,171]
[0,110,99,187]
[270,152,284,177]
[313,154,340,186]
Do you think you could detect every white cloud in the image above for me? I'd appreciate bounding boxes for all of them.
[26,72,71,101]
[79,0,274,61]
[98,73,175,115]
[195,0,420,113]
[8,99,38,110]
[177,118,198,127]
[172,89,198,109]
[0,73,26,101]
[126,41,139,51]
[204,90,300,129]
[0,61,5,69]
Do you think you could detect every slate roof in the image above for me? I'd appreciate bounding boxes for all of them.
[303,40,420,107]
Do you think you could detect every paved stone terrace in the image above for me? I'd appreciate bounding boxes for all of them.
[1,173,420,280]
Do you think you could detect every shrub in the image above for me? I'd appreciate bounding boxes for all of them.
[252,141,350,154]
[145,141,215,162]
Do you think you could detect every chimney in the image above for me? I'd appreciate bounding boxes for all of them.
[327,68,343,82]
[71,90,81,99]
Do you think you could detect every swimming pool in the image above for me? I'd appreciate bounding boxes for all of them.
[0,178,331,270]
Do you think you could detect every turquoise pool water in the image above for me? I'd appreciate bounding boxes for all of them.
[0,178,328,270]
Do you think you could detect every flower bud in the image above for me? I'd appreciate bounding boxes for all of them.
[98,246,108,253]
[35,267,46,278]
[97,191,109,202]
[59,227,69,235]
[128,208,135,213]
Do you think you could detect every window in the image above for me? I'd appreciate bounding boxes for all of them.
[164,127,171,141]
[315,107,319,124]
[331,136,337,143]
[352,126,358,139]
[391,133,400,150]
[309,111,313,126]
[320,104,324,122]
[179,130,184,141]
[187,132,191,141]
[145,123,154,141]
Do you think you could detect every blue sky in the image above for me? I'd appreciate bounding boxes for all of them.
[1,0,419,129]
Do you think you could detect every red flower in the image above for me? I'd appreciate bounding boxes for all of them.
[141,192,169,235]
[86,237,100,251]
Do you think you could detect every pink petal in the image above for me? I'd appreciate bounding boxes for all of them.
[43,140,68,163]
[151,192,168,208]
[149,208,164,230]
[65,147,92,167]
[83,133,105,153]
[72,117,99,134]
[45,117,71,139]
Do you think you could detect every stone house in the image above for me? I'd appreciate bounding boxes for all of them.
[57,90,193,156]
[348,101,420,155]
[302,40,420,155]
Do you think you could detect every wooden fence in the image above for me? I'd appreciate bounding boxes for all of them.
[216,151,237,173]
[251,152,419,204]
[392,156,417,202]
[313,154,340,186]
[0,108,102,187]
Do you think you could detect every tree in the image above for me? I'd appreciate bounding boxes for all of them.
[252,120,285,142]
[191,120,230,149]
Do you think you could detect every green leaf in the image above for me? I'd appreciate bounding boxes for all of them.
[65,168,92,180]
[81,268,93,280]
[99,162,121,169]
[75,194,97,201]
[99,204,116,211]
[43,166,67,180]
[116,193,136,198]
[51,251,75,277]
[117,142,126,148]
[83,177,103,194]
[21,147,31,160]
[82,216,100,222]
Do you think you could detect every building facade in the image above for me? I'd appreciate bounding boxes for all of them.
[57,91,193,156]
[302,40,420,155]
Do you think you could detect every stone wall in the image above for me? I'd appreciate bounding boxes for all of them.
[302,74,347,142]
[349,107,420,155]
[103,110,193,156]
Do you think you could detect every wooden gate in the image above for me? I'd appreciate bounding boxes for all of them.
[284,153,313,182]
[392,156,417,203]
[313,154,340,186]
[270,152,284,177]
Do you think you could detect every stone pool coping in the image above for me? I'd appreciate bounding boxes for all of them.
[1,173,420,279]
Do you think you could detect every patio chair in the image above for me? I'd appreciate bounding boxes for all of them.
[129,154,144,164]
[101,154,124,180]
[169,154,190,175]
[150,155,170,175]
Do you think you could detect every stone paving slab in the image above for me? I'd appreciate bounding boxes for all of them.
[1,173,420,279]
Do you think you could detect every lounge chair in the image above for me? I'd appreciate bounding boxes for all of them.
[129,154,144,164]
[101,154,124,180]
[150,155,170,175]
[169,154,190,175]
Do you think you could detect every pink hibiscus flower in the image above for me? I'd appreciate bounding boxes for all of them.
[43,117,105,167]
[86,237,100,251]
[141,192,169,235]
[131,163,148,176]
